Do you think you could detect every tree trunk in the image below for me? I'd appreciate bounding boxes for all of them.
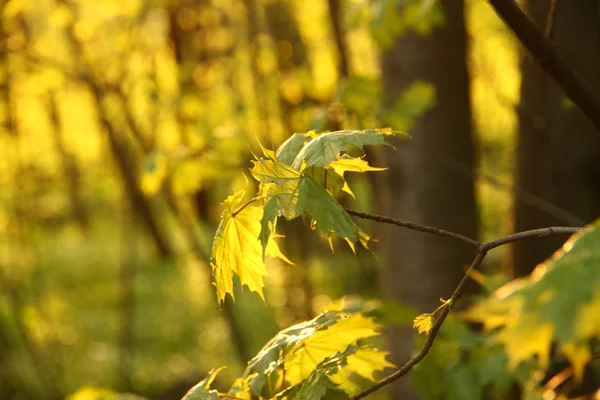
[514,0,600,278]
[380,1,477,398]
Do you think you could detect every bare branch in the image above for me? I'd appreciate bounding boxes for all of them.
[349,207,582,399]
[351,251,488,399]
[488,0,600,132]
[344,208,481,248]
[482,227,581,250]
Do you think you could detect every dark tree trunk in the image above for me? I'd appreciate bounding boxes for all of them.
[380,0,477,398]
[514,0,600,278]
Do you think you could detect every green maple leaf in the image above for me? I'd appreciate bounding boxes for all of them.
[291,128,398,170]
[211,187,291,304]
[251,154,369,250]
[465,221,600,381]
[274,344,393,400]
[244,308,386,396]
[328,346,395,395]
[276,132,316,165]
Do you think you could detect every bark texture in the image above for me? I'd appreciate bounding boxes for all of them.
[514,0,600,278]
[380,1,477,398]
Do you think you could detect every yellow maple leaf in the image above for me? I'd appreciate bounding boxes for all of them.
[328,346,395,395]
[413,313,433,335]
[496,319,554,370]
[560,342,591,383]
[329,156,387,176]
[283,313,381,385]
[211,187,290,304]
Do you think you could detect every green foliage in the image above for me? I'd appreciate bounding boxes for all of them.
[466,221,600,381]
[371,0,445,49]
[212,129,402,304]
[179,306,394,400]
[382,80,436,131]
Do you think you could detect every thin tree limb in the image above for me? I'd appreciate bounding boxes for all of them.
[488,0,600,132]
[347,208,581,399]
[344,208,481,247]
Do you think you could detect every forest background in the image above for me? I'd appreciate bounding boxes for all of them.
[1,0,599,399]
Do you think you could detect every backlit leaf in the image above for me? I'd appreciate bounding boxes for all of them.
[211,187,290,304]
[251,154,369,248]
[291,129,397,170]
[465,221,600,373]
[413,313,433,335]
[243,308,383,396]
[276,132,315,165]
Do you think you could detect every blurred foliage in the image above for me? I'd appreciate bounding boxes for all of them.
[2,0,579,398]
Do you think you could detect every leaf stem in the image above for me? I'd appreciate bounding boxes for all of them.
[232,196,269,217]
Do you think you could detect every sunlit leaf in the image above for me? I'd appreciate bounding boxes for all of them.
[465,221,600,372]
[227,374,254,400]
[244,308,384,396]
[276,132,315,165]
[251,154,369,248]
[251,155,303,220]
[337,76,381,116]
[283,313,381,384]
[291,128,397,170]
[383,80,436,131]
[329,155,387,176]
[371,0,445,49]
[413,313,433,335]
[211,187,290,304]
[328,346,395,395]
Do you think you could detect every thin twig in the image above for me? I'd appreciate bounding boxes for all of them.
[352,251,487,399]
[347,207,582,399]
[482,227,580,250]
[344,208,481,248]
[544,0,557,39]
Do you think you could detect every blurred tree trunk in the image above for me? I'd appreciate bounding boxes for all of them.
[380,1,477,398]
[514,0,600,278]
[48,92,89,230]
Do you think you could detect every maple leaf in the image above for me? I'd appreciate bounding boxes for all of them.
[413,314,433,335]
[291,128,398,170]
[243,308,385,397]
[328,346,395,395]
[251,155,369,249]
[465,220,600,377]
[276,132,316,165]
[210,187,291,304]
[329,155,387,176]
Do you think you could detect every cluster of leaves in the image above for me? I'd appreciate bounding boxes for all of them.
[181,301,394,400]
[465,222,600,385]
[210,128,404,304]
[411,223,600,399]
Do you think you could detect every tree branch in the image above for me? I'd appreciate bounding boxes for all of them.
[487,0,600,132]
[344,208,480,248]
[348,207,582,399]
